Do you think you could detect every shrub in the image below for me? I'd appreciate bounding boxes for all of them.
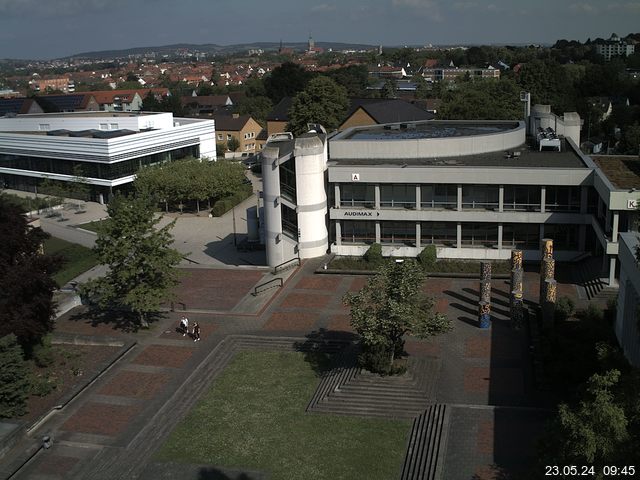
[210,184,253,217]
[417,245,437,270]
[363,243,384,267]
[555,296,576,322]
[29,373,57,397]
[0,334,30,418]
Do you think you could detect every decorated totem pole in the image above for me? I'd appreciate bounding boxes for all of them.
[478,261,492,328]
[510,249,524,329]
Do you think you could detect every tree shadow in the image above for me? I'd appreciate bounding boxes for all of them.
[293,328,359,377]
[67,305,166,333]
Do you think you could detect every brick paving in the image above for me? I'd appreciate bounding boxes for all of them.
[61,402,142,437]
[29,455,79,476]
[132,345,194,368]
[5,261,583,480]
[98,371,171,399]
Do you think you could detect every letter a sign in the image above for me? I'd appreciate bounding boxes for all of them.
[351,173,360,182]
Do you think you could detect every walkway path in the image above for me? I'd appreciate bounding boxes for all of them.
[1,259,580,480]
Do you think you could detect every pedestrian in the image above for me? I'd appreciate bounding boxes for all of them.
[193,322,201,342]
[181,316,189,337]
[178,316,186,335]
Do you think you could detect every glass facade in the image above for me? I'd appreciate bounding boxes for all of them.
[281,204,298,239]
[380,184,416,208]
[279,158,296,202]
[462,185,499,210]
[544,224,579,250]
[502,223,539,249]
[461,223,499,247]
[503,185,541,211]
[380,221,415,245]
[0,145,199,181]
[545,186,580,212]
[421,222,457,246]
[341,184,375,208]
[341,220,375,244]
[421,184,457,209]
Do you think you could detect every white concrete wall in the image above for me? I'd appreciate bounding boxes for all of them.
[0,112,174,131]
[294,136,329,259]
[616,233,640,367]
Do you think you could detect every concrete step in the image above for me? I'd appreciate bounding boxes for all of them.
[311,404,422,419]
[322,393,430,408]
[335,385,429,399]
[401,405,449,480]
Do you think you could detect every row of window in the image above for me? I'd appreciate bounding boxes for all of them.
[338,184,593,213]
[0,145,199,180]
[339,221,580,250]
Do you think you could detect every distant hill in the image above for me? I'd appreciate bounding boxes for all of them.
[67,42,377,60]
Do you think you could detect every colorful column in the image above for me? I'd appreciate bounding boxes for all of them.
[510,249,524,324]
[542,278,557,331]
[478,262,492,328]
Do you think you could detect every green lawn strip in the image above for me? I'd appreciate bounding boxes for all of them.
[156,351,410,480]
[330,256,511,274]
[75,219,110,233]
[43,237,99,285]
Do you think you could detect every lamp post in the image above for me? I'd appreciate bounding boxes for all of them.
[232,205,237,246]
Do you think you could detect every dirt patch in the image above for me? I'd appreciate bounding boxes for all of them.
[24,344,121,423]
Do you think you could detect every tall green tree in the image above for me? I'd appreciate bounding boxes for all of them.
[226,136,240,152]
[438,78,522,120]
[286,76,349,135]
[82,194,182,328]
[0,195,61,349]
[540,370,630,471]
[380,79,397,99]
[264,62,315,103]
[343,260,451,374]
[0,334,30,418]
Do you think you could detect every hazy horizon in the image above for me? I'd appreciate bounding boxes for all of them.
[0,0,638,60]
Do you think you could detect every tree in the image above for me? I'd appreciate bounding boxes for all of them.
[236,96,273,126]
[540,370,629,470]
[343,260,451,374]
[619,123,640,155]
[0,334,30,418]
[380,79,397,99]
[141,91,162,112]
[0,196,61,349]
[286,76,349,135]
[438,78,522,120]
[82,194,182,328]
[67,165,90,202]
[226,136,240,152]
[326,65,369,97]
[264,61,315,103]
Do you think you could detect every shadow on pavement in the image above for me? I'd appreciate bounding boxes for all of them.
[293,328,359,377]
[198,468,256,480]
[67,305,166,332]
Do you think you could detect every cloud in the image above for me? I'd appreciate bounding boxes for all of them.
[0,0,127,17]
[568,3,599,14]
[310,3,336,12]
[390,0,443,22]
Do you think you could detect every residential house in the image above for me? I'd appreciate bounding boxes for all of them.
[338,98,435,131]
[33,94,99,112]
[214,113,263,155]
[0,97,44,116]
[181,95,233,116]
[90,90,144,112]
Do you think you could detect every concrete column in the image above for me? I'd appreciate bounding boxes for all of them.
[540,185,546,213]
[457,222,462,248]
[580,186,588,214]
[457,184,463,211]
[497,223,503,250]
[578,224,586,251]
[334,184,340,208]
[415,185,421,211]
[612,211,620,242]
[374,184,380,210]
[609,257,617,286]
[498,185,504,212]
[375,221,381,244]
[335,221,342,246]
[416,222,421,249]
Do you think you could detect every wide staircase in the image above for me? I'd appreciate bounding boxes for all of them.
[573,256,613,301]
[306,347,440,419]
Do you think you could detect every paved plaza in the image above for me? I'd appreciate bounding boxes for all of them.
[1,259,580,480]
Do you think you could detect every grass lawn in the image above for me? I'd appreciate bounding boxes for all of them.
[156,351,410,480]
[330,256,511,274]
[76,219,110,233]
[43,237,99,285]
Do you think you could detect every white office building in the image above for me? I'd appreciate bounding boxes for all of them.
[0,111,216,203]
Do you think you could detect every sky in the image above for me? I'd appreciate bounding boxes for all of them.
[0,0,638,59]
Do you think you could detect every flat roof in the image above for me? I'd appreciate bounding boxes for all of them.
[342,121,519,140]
[11,111,159,119]
[593,155,640,189]
[330,142,588,169]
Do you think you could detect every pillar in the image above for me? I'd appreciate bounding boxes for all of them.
[511,289,524,330]
[415,223,421,249]
[334,184,341,208]
[456,222,462,249]
[542,278,557,330]
[480,281,491,304]
[612,212,620,242]
[498,185,504,212]
[540,186,546,213]
[609,257,617,287]
[478,301,491,329]
[375,221,381,244]
[374,184,380,210]
[497,224,503,250]
[415,185,421,211]
[335,221,342,246]
[457,185,463,211]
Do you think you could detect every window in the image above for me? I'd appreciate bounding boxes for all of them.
[281,204,298,239]
[421,184,457,209]
[380,221,415,245]
[341,221,376,244]
[502,223,539,249]
[279,158,296,201]
[217,134,223,141]
[38,124,50,131]
[545,186,580,212]
[503,186,541,211]
[227,134,232,141]
[380,184,416,208]
[544,224,579,250]
[99,123,108,130]
[421,222,457,246]
[461,223,498,247]
[462,185,499,210]
[341,184,375,207]
[110,123,119,130]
